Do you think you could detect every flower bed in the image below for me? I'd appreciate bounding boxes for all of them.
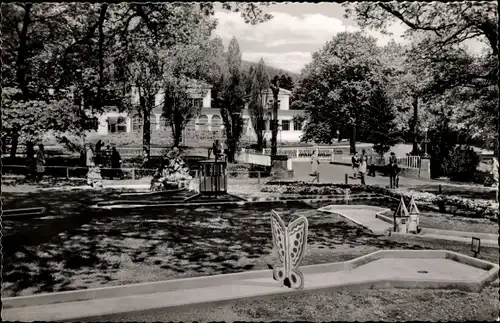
[262,181,499,220]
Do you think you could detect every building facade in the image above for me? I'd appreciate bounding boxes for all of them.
[96,82,305,143]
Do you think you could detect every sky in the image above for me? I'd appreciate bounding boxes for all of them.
[213,2,486,74]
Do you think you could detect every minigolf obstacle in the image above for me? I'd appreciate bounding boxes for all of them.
[270,210,309,290]
[407,195,420,234]
[393,196,410,233]
[393,196,420,234]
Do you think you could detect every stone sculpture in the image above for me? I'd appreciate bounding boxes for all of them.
[270,210,309,290]
[150,148,193,191]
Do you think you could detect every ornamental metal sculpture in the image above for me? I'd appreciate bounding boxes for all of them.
[270,210,309,290]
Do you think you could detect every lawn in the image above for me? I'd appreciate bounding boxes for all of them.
[3,187,499,299]
[85,283,499,322]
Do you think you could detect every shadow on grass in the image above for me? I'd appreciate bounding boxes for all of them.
[3,196,427,297]
[408,184,497,201]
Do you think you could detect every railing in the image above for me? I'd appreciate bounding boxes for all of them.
[2,164,278,185]
[262,147,422,169]
[237,151,272,166]
[1,165,158,180]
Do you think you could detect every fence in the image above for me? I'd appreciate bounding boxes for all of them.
[262,147,421,169]
[1,164,278,184]
[1,165,158,180]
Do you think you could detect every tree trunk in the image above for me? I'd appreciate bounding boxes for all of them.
[350,124,356,154]
[171,113,183,148]
[140,95,151,166]
[270,81,280,156]
[411,96,419,155]
[96,4,108,111]
[1,135,7,155]
[17,3,32,98]
[10,133,19,158]
[26,141,35,159]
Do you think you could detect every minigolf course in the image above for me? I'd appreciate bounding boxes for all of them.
[3,209,498,322]
[3,250,498,321]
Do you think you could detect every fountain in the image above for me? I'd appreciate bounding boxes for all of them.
[150,148,194,192]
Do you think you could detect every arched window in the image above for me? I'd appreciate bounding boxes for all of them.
[198,115,208,131]
[108,116,128,133]
[211,115,222,130]
[132,113,142,132]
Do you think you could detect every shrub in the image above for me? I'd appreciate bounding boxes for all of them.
[444,145,480,182]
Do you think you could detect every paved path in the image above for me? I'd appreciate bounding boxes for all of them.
[292,162,434,187]
[4,250,496,322]
[318,205,392,235]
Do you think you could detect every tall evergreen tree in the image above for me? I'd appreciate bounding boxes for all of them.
[219,37,246,162]
[364,86,403,156]
[248,58,269,150]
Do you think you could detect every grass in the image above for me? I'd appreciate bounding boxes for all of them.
[3,187,499,321]
[88,284,499,322]
[3,189,499,298]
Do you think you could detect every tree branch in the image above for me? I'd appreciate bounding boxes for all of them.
[63,4,108,59]
[378,3,445,37]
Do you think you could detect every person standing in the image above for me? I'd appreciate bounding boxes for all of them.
[388,152,399,189]
[368,153,376,177]
[35,144,46,182]
[491,156,499,203]
[351,151,359,179]
[111,146,123,180]
[311,148,320,176]
[95,140,103,166]
[86,144,102,187]
[212,139,221,160]
[359,149,368,185]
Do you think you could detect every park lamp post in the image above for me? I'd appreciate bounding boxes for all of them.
[423,127,429,157]
[471,237,481,258]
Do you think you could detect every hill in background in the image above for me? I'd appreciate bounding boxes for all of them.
[241,59,300,83]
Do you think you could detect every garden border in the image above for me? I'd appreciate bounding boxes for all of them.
[3,250,498,322]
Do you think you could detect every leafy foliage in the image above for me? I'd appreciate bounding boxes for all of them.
[247,58,270,151]
[345,2,498,155]
[364,87,403,155]
[444,146,480,182]
[218,37,246,162]
[292,32,387,151]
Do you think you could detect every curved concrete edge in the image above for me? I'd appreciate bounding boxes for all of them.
[3,276,494,323]
[390,232,499,249]
[375,211,394,224]
[421,228,498,241]
[91,195,390,210]
[4,249,497,311]
[317,206,392,236]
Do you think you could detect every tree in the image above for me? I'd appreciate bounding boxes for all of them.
[292,32,384,153]
[161,38,225,147]
[1,3,273,158]
[2,87,95,158]
[345,2,498,155]
[364,86,403,156]
[269,75,281,156]
[248,58,270,151]
[278,74,294,91]
[218,37,246,163]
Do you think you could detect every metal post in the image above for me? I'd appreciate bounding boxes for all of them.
[345,174,348,184]
[438,184,442,194]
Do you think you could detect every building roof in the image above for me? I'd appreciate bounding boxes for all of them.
[197,107,304,118]
[261,88,292,96]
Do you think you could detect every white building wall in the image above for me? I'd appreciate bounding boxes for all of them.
[203,91,211,108]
